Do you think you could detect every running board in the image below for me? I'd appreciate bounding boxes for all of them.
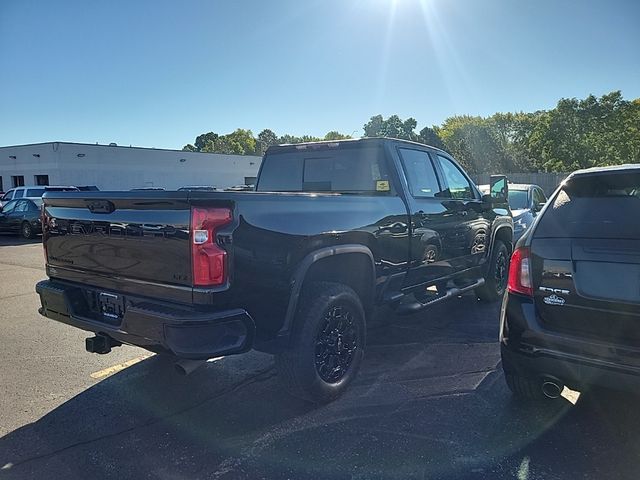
[394,278,485,315]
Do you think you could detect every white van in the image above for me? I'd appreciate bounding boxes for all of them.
[0,186,79,207]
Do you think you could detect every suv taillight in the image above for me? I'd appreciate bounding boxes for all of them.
[191,207,232,286]
[507,246,532,296]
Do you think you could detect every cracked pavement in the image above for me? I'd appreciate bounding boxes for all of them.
[2,235,640,479]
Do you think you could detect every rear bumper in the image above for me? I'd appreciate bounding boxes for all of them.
[501,292,640,392]
[501,344,640,392]
[36,279,255,359]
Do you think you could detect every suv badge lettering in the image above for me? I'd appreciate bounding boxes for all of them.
[539,286,570,295]
[543,294,565,306]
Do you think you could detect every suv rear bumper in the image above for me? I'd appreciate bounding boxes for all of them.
[501,292,640,392]
[36,280,255,359]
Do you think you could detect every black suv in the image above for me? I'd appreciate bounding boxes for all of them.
[501,165,640,400]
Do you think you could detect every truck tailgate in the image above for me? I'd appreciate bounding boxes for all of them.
[43,192,193,300]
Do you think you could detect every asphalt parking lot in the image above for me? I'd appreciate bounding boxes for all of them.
[1,235,640,479]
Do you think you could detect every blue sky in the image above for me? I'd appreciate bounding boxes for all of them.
[1,0,638,149]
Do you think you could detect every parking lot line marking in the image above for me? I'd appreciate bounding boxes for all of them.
[90,355,151,379]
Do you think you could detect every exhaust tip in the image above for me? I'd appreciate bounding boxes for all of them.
[542,380,563,399]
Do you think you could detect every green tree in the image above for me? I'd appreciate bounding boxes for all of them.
[194,132,219,151]
[257,129,279,154]
[525,91,640,171]
[418,126,446,151]
[363,114,418,140]
[324,131,352,140]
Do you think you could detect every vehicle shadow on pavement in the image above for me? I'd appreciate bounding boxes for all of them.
[2,295,640,479]
[0,234,42,247]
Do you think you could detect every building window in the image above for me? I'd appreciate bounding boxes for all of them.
[244,176,257,186]
[0,176,3,192]
[12,176,25,187]
[35,175,49,186]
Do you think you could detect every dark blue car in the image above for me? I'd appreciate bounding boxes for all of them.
[0,198,43,239]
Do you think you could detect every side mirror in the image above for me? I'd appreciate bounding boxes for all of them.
[489,175,508,203]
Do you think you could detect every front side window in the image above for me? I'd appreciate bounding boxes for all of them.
[398,148,442,198]
[13,189,24,199]
[14,201,27,213]
[2,190,13,201]
[437,155,473,200]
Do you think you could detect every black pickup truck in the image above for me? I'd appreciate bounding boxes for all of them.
[37,138,513,402]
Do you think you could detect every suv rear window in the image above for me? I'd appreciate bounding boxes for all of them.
[535,171,640,239]
[257,145,392,193]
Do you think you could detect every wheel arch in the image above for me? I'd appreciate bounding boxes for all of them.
[278,244,376,338]
[492,224,514,255]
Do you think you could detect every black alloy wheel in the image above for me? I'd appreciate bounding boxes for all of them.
[314,305,359,383]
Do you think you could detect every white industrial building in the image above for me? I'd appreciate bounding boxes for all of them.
[0,142,262,192]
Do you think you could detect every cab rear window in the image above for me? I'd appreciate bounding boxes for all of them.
[535,171,640,239]
[257,145,392,194]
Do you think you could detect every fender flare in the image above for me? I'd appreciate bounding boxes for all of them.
[489,223,514,256]
[278,244,376,337]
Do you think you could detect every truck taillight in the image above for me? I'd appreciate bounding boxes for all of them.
[507,246,532,296]
[191,207,232,286]
[41,206,48,263]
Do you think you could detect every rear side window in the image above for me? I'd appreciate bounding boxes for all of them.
[14,201,28,213]
[257,145,392,193]
[26,188,45,197]
[398,148,442,198]
[13,189,24,199]
[536,172,640,239]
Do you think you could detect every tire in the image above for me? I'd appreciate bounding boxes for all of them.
[21,221,34,239]
[504,372,548,401]
[476,239,509,301]
[275,281,366,404]
[502,351,549,401]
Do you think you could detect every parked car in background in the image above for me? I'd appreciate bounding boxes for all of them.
[480,183,547,241]
[178,186,218,192]
[75,185,100,191]
[130,187,165,191]
[501,164,640,401]
[1,186,79,207]
[0,198,43,238]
